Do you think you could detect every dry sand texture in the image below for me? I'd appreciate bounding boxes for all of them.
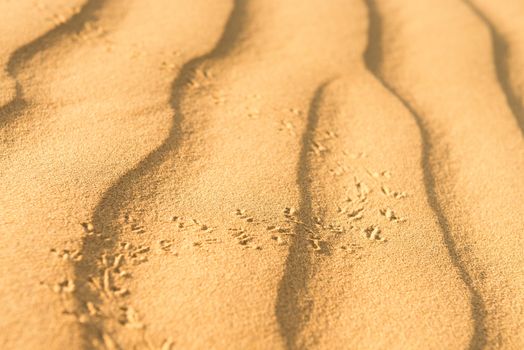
[0,0,523,349]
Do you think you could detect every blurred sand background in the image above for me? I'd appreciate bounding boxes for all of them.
[0,0,523,349]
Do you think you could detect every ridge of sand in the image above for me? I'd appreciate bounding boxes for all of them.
[465,0,524,135]
[0,0,523,349]
[0,0,230,348]
[0,0,114,138]
[370,0,524,348]
[0,0,84,107]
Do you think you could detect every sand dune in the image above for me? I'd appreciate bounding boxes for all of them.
[0,0,523,349]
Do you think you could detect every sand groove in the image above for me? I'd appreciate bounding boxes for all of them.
[368,0,524,347]
[75,0,366,347]
[463,0,524,135]
[275,82,331,349]
[272,1,476,348]
[363,1,486,348]
[0,0,109,132]
[73,2,245,347]
[0,0,82,107]
[0,0,230,348]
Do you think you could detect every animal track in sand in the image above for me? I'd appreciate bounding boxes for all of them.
[53,146,410,347]
[49,150,411,348]
[306,124,410,245]
[50,247,83,262]
[46,222,157,347]
[171,215,212,232]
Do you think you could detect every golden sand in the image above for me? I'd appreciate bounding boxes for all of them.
[0,0,523,349]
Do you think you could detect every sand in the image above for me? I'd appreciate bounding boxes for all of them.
[0,0,523,349]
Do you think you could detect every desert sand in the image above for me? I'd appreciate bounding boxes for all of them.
[0,0,523,349]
